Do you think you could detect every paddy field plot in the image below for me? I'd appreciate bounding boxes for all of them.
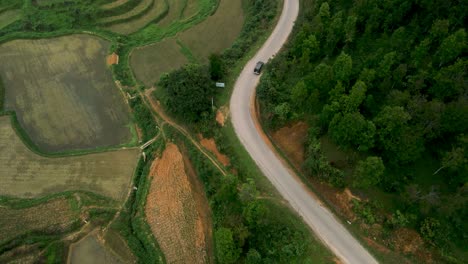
[178,0,244,61]
[0,197,78,245]
[131,0,244,86]
[131,38,189,87]
[0,116,140,201]
[0,35,133,153]
[102,0,168,34]
[69,233,124,264]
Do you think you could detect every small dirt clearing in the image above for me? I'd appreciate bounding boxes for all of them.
[145,143,210,263]
[199,135,230,166]
[0,35,133,153]
[0,116,140,201]
[272,122,308,168]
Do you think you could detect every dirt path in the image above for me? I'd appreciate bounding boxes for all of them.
[139,88,227,176]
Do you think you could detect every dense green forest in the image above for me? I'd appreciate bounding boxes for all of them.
[258,0,467,261]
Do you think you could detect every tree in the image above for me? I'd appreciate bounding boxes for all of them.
[344,80,367,112]
[333,52,353,82]
[290,81,309,108]
[344,15,357,43]
[431,58,467,101]
[436,29,466,66]
[374,106,425,164]
[377,51,397,78]
[318,2,330,21]
[209,53,224,81]
[329,112,375,151]
[353,156,385,188]
[430,19,449,42]
[215,228,241,264]
[246,249,262,264]
[309,63,333,98]
[159,64,215,123]
[420,217,441,244]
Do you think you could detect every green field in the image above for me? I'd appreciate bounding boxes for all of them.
[101,0,131,10]
[0,35,134,153]
[0,116,140,201]
[130,0,244,86]
[178,0,244,61]
[130,38,189,87]
[0,9,21,30]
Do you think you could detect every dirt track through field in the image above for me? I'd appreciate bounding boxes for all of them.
[145,143,210,263]
[141,88,227,176]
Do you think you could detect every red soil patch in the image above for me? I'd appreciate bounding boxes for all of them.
[271,122,308,168]
[215,106,229,127]
[365,237,391,254]
[145,143,208,264]
[391,228,433,262]
[199,135,230,166]
[106,53,119,65]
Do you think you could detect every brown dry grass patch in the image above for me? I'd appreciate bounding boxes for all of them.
[199,135,230,166]
[272,122,308,168]
[145,143,209,263]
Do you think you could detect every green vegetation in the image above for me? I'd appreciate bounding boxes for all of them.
[158,64,215,123]
[170,125,334,263]
[130,38,189,87]
[128,94,158,142]
[258,0,467,262]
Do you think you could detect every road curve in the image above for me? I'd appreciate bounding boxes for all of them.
[229,1,378,263]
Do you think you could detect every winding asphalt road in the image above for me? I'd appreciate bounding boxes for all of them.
[230,1,378,263]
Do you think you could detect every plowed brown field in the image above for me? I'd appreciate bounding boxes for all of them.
[145,143,209,263]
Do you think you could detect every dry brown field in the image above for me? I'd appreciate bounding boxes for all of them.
[69,233,124,264]
[0,34,133,153]
[145,143,210,263]
[0,198,78,244]
[0,116,140,201]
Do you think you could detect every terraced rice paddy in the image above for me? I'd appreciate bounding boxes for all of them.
[101,0,132,10]
[0,116,140,201]
[101,0,169,34]
[0,35,133,153]
[131,0,244,86]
